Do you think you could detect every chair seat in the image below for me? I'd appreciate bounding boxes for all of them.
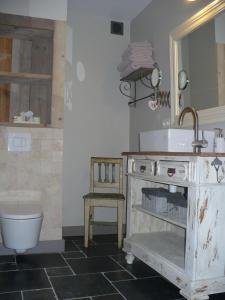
[84,192,125,200]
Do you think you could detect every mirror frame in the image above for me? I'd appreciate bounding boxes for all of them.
[170,0,225,127]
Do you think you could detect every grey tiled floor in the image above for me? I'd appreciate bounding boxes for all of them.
[0,235,224,300]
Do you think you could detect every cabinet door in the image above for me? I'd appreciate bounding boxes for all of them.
[0,37,12,122]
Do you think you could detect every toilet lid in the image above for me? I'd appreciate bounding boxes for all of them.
[0,201,43,220]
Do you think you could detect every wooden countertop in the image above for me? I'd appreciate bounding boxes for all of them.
[122,151,225,157]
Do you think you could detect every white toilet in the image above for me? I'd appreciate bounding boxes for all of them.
[0,201,43,254]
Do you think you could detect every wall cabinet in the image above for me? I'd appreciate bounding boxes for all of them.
[123,152,225,300]
[0,13,65,128]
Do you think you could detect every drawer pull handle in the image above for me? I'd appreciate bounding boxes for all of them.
[167,168,176,177]
[140,165,146,173]
[154,161,157,176]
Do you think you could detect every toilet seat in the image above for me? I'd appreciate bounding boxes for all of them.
[0,201,43,220]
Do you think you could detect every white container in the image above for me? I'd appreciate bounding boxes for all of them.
[215,137,225,152]
[140,129,215,152]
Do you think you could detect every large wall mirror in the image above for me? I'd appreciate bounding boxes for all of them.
[170,0,225,126]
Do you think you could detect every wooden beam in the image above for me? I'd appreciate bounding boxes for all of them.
[0,13,54,31]
[0,24,53,41]
[0,71,51,84]
[0,37,12,122]
[51,21,65,128]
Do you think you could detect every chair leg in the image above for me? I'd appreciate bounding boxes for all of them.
[89,206,94,240]
[117,200,124,249]
[84,199,90,248]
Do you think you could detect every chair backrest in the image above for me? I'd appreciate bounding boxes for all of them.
[89,157,123,193]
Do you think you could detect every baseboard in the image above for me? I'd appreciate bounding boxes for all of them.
[62,224,126,237]
[0,240,65,255]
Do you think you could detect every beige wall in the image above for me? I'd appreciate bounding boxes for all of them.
[63,3,130,227]
[0,0,67,20]
[0,127,63,241]
[130,0,213,150]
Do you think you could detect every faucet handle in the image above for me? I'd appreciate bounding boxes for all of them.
[201,130,208,148]
[192,130,208,151]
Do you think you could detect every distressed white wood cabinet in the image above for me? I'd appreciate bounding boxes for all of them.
[123,152,225,300]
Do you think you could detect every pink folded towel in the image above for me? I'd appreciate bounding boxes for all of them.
[128,41,153,48]
[118,41,154,78]
[129,53,153,61]
[122,48,153,60]
[117,56,154,72]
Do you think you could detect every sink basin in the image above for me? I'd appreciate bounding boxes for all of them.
[139,129,215,152]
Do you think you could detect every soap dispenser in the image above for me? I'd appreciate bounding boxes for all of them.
[214,128,225,152]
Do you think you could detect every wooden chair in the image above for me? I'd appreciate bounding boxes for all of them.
[83,157,125,248]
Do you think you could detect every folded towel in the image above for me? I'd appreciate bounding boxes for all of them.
[122,49,153,61]
[118,41,154,78]
[129,53,153,61]
[117,57,155,72]
[128,41,152,48]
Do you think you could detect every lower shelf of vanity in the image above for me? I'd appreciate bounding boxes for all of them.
[133,205,187,229]
[123,232,185,272]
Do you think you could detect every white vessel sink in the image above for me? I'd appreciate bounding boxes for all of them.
[139,129,215,152]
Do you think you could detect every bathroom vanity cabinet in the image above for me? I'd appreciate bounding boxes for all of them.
[123,152,225,300]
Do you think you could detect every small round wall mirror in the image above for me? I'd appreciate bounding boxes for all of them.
[178,70,189,90]
[150,67,162,88]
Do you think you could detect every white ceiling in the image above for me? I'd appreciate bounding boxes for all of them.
[68,0,152,21]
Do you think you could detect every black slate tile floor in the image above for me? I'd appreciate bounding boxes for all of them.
[50,273,116,299]
[0,292,22,300]
[62,250,86,259]
[93,295,126,300]
[16,253,66,269]
[46,266,73,277]
[80,243,123,257]
[111,254,160,279]
[0,269,50,293]
[0,235,224,299]
[67,256,123,274]
[23,289,56,300]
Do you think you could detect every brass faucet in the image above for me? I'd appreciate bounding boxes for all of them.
[178,106,208,153]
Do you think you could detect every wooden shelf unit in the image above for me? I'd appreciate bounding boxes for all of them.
[0,12,65,127]
[0,71,51,84]
[125,232,185,270]
[133,205,187,229]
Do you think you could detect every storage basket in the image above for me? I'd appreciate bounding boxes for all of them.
[167,192,187,221]
[142,188,169,213]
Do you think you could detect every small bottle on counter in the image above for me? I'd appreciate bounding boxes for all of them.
[214,128,225,152]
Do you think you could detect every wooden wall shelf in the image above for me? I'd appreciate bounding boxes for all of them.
[0,71,51,84]
[0,122,46,128]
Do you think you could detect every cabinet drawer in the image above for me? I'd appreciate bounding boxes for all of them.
[132,159,156,176]
[157,161,189,181]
